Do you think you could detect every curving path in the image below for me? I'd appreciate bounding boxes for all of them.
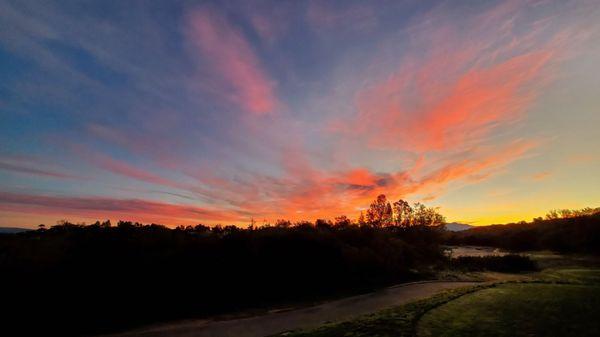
[107,281,478,337]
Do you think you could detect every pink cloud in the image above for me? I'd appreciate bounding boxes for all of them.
[330,1,582,155]
[96,155,184,189]
[187,7,279,115]
[85,122,195,171]
[70,144,190,192]
[351,46,554,154]
[0,192,247,225]
[248,5,293,45]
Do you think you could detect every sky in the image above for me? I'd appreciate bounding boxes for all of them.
[1,0,599,228]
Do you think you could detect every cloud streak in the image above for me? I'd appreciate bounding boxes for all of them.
[0,160,78,180]
[0,191,246,225]
[187,6,279,115]
[336,1,569,154]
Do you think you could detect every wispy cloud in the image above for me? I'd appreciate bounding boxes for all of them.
[306,1,377,34]
[0,191,246,225]
[332,1,575,155]
[187,6,279,115]
[354,50,552,152]
[0,157,80,180]
[531,171,552,181]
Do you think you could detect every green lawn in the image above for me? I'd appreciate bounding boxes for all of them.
[538,267,600,284]
[279,268,600,337]
[418,283,600,337]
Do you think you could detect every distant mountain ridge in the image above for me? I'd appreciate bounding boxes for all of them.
[444,222,474,232]
[0,227,31,234]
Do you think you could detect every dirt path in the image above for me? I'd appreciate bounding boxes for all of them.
[107,281,478,337]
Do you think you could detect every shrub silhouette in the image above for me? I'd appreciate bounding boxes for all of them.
[450,255,538,272]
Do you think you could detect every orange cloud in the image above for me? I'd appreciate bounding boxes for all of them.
[330,1,581,156]
[417,140,538,188]
[187,7,278,115]
[177,140,538,224]
[352,45,554,154]
[531,171,551,181]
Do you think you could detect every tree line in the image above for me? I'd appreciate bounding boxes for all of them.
[541,207,600,221]
[445,207,600,254]
[0,194,445,336]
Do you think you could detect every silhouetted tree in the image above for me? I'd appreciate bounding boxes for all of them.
[410,202,445,226]
[366,194,393,227]
[334,215,352,227]
[393,199,412,227]
[275,219,292,228]
[118,220,134,229]
[357,211,366,226]
[547,207,599,220]
[315,219,333,229]
[546,209,560,220]
[194,224,211,233]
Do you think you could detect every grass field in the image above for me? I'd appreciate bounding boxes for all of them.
[418,283,600,337]
[278,264,600,337]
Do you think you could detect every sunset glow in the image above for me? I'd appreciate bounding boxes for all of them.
[1,0,599,227]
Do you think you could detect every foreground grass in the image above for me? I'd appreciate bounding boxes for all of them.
[418,283,600,337]
[279,268,600,337]
[277,284,492,337]
[537,267,600,284]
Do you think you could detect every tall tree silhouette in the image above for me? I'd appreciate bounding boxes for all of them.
[393,199,413,227]
[366,194,393,227]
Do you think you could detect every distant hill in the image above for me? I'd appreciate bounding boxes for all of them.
[0,227,31,234]
[445,222,474,232]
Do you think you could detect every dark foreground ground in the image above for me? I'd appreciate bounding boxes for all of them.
[280,253,600,337]
[106,281,478,337]
[105,250,600,337]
